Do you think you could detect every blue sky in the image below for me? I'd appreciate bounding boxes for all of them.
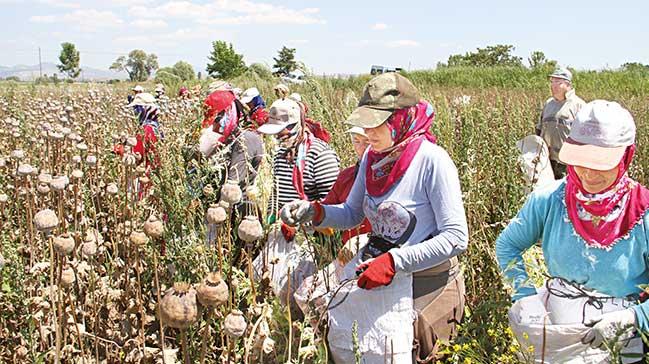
[1,0,647,75]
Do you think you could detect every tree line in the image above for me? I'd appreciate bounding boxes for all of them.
[53,41,298,83]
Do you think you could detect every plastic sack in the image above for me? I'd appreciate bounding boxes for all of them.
[252,225,316,307]
[198,127,222,158]
[327,250,416,364]
[294,233,369,318]
[517,135,555,192]
[509,286,642,364]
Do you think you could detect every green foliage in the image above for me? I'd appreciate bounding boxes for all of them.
[57,42,81,79]
[273,46,297,76]
[110,49,159,82]
[154,70,182,87]
[444,44,524,68]
[171,61,196,81]
[3,76,20,82]
[206,40,246,79]
[622,62,649,72]
[34,73,61,85]
[247,62,274,80]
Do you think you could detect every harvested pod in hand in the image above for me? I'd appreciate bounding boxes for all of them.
[34,209,59,234]
[60,265,76,287]
[129,231,149,248]
[159,282,198,329]
[196,272,229,308]
[144,215,164,239]
[206,203,227,225]
[53,233,75,255]
[238,216,263,243]
[223,310,247,338]
[220,180,242,205]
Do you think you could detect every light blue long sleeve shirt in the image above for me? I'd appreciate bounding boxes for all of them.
[319,141,469,273]
[496,180,649,332]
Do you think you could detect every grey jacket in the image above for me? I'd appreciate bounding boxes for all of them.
[535,89,586,161]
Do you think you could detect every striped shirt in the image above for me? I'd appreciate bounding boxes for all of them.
[268,137,340,215]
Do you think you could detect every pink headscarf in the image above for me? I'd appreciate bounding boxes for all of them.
[565,145,649,249]
[365,101,436,197]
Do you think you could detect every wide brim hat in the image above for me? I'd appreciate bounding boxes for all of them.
[128,92,156,107]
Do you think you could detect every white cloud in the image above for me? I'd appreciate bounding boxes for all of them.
[386,40,420,48]
[114,27,220,48]
[29,9,124,30]
[129,0,325,25]
[372,23,388,30]
[38,0,81,8]
[130,19,168,29]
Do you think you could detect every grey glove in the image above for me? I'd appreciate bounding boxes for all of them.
[280,200,314,227]
[581,309,636,348]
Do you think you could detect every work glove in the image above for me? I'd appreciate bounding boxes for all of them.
[280,223,297,242]
[581,309,636,348]
[355,252,396,290]
[280,200,325,227]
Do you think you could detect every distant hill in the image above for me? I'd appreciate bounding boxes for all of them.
[0,62,129,81]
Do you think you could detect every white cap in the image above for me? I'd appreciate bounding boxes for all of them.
[257,99,301,135]
[128,92,157,107]
[132,85,144,92]
[559,100,635,170]
[346,126,367,137]
[240,87,260,104]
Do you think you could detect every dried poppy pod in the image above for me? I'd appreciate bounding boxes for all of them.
[159,282,198,329]
[220,181,242,205]
[86,155,97,166]
[16,164,34,177]
[0,194,7,204]
[223,310,247,338]
[34,209,59,234]
[144,215,164,239]
[238,216,264,243]
[81,240,97,258]
[71,155,81,164]
[245,185,259,202]
[38,172,52,185]
[76,143,88,152]
[0,158,6,168]
[37,183,50,195]
[206,203,227,225]
[106,183,119,195]
[60,266,75,287]
[196,272,229,308]
[53,233,75,255]
[202,184,214,197]
[129,231,149,248]
[71,169,83,180]
[10,149,25,160]
[48,131,64,141]
[50,176,69,192]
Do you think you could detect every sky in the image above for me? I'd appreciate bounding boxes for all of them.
[1,0,648,75]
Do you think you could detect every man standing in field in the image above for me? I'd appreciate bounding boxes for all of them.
[536,66,585,178]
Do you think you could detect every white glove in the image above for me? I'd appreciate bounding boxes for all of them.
[581,309,637,348]
[279,200,314,227]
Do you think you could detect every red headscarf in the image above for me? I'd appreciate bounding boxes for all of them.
[565,145,649,249]
[202,91,235,129]
[365,101,436,197]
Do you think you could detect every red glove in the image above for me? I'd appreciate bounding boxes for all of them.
[356,253,395,290]
[281,223,297,242]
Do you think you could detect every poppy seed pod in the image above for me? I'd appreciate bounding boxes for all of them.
[16,164,33,177]
[106,183,118,195]
[220,181,242,205]
[38,173,52,185]
[71,155,81,164]
[81,240,97,258]
[37,183,50,194]
[144,215,164,239]
[10,149,25,160]
[206,204,227,225]
[34,209,59,234]
[53,233,75,255]
[159,282,198,329]
[238,216,264,243]
[50,176,69,192]
[196,272,229,308]
[60,266,75,287]
[223,310,247,338]
[86,155,97,166]
[71,169,83,179]
[0,158,6,168]
[129,231,149,248]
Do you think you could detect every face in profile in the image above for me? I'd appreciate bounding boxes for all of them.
[351,133,369,158]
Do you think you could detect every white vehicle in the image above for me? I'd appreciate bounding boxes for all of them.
[281,70,306,84]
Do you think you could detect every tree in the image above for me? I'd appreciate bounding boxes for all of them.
[622,62,649,72]
[446,44,523,67]
[110,50,159,82]
[273,46,297,76]
[206,41,246,79]
[57,42,81,79]
[171,61,195,81]
[527,51,556,70]
[247,63,274,80]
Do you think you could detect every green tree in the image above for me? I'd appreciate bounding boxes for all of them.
[447,44,523,67]
[57,42,81,79]
[172,61,196,81]
[622,62,649,72]
[110,50,159,82]
[206,41,246,79]
[247,62,274,80]
[272,46,297,76]
[527,50,557,70]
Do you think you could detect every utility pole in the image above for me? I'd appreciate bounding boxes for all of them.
[38,47,43,78]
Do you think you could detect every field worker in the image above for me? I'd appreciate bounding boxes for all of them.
[127,84,144,103]
[201,90,264,193]
[497,101,649,362]
[280,73,468,362]
[257,98,339,233]
[128,92,162,172]
[535,66,586,179]
[240,87,269,128]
